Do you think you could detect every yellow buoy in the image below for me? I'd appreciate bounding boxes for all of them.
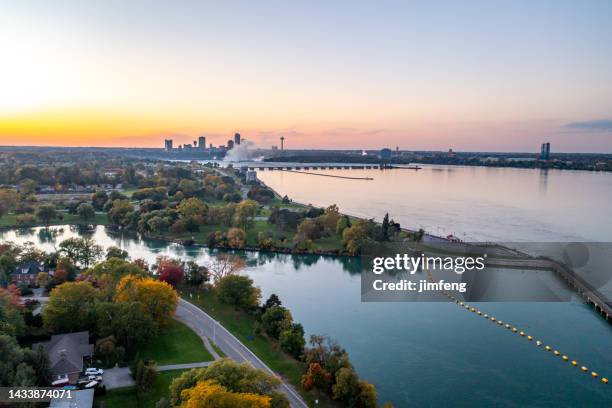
[536,341,542,346]
[527,336,533,341]
[602,377,608,384]
[591,372,598,378]
[512,328,518,333]
[477,311,482,315]
[505,324,511,329]
[465,305,470,309]
[571,361,578,366]
[545,346,551,351]
[553,350,560,356]
[498,320,503,325]
[562,355,569,361]
[581,366,588,372]
[471,308,475,312]
[519,331,525,337]
[490,317,496,321]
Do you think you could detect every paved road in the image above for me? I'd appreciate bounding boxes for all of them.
[175,299,309,408]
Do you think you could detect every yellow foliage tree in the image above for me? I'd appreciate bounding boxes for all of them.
[114,275,178,324]
[180,380,271,408]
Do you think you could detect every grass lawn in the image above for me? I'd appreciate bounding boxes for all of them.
[0,212,109,227]
[180,287,337,407]
[135,319,213,365]
[95,369,185,408]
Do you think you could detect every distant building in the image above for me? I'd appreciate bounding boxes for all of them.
[234,133,241,145]
[448,148,456,158]
[271,145,278,151]
[540,142,551,160]
[246,170,257,182]
[280,136,285,150]
[35,331,94,385]
[198,136,206,149]
[164,139,173,151]
[227,140,235,149]
[12,260,44,286]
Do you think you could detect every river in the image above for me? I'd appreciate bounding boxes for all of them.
[1,223,611,407]
[257,165,612,242]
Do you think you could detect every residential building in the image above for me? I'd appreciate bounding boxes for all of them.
[35,331,94,384]
[12,260,44,286]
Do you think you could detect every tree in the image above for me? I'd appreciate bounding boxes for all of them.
[91,190,109,211]
[76,203,96,221]
[35,205,57,225]
[0,188,20,211]
[114,276,178,324]
[36,272,51,288]
[19,179,38,195]
[301,363,332,395]
[227,227,247,248]
[261,306,292,339]
[59,237,103,268]
[381,213,390,241]
[336,215,351,236]
[234,199,259,230]
[106,246,129,260]
[158,260,184,287]
[332,367,359,405]
[169,359,286,407]
[177,197,207,219]
[354,380,378,408]
[207,254,246,282]
[94,302,157,351]
[180,379,271,408]
[296,218,322,240]
[184,261,209,286]
[342,220,370,256]
[95,335,125,367]
[262,294,282,313]
[107,199,134,227]
[303,335,351,378]
[132,359,157,395]
[279,323,305,359]
[43,282,98,333]
[216,275,261,311]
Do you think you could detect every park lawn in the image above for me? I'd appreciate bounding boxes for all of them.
[135,319,213,365]
[180,288,337,408]
[95,369,185,408]
[0,212,109,227]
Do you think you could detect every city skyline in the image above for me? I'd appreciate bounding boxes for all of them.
[1,1,612,152]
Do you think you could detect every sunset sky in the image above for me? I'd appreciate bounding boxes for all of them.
[1,0,612,152]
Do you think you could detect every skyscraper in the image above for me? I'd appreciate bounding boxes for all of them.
[164,139,173,151]
[198,136,206,149]
[227,139,234,149]
[234,133,241,145]
[540,142,551,160]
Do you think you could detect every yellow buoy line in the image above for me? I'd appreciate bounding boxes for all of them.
[426,271,608,385]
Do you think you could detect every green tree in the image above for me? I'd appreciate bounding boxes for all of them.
[234,199,259,230]
[58,237,103,268]
[342,220,370,255]
[43,282,98,333]
[132,359,157,396]
[76,202,95,221]
[332,367,359,405]
[216,275,261,311]
[381,213,390,241]
[35,205,57,225]
[177,197,207,219]
[107,199,134,227]
[106,246,129,260]
[279,323,305,358]
[261,306,292,339]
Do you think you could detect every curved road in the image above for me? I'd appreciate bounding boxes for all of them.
[176,299,309,408]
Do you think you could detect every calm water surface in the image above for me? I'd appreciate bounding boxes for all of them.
[258,165,612,242]
[2,226,611,407]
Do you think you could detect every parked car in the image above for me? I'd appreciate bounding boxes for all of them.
[84,381,98,389]
[87,375,103,382]
[85,368,104,376]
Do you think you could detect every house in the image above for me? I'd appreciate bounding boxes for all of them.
[48,389,94,408]
[35,331,94,384]
[11,260,44,286]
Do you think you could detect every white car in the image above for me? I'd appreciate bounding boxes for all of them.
[87,375,103,382]
[85,368,103,376]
